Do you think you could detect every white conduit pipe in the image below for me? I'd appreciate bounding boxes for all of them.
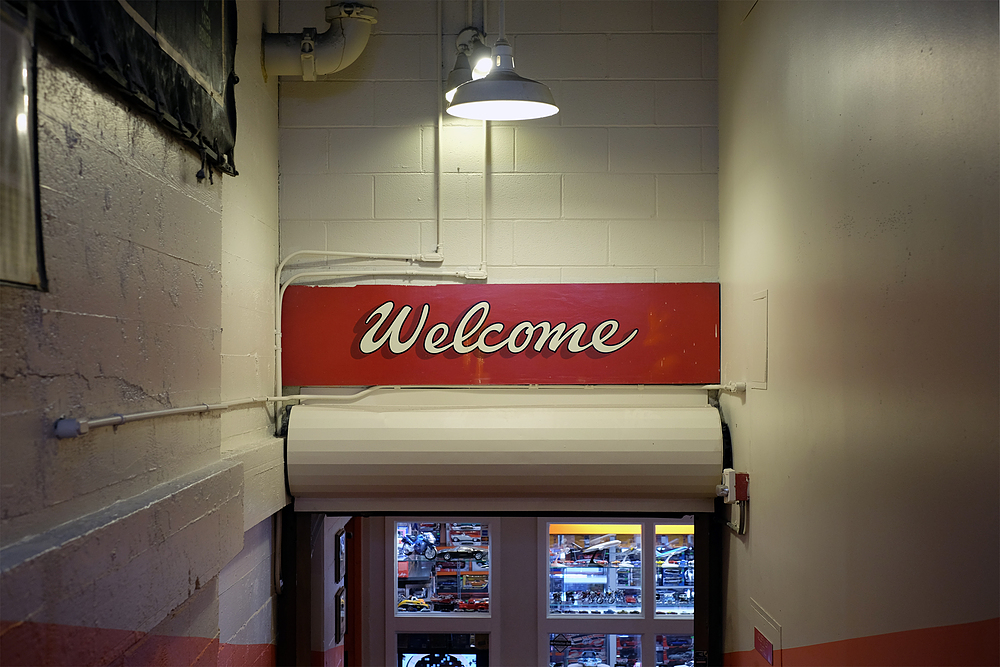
[52,388,399,439]
[56,382,682,438]
[274,250,451,396]
[54,379,727,438]
[436,0,444,255]
[269,0,494,396]
[481,119,489,273]
[54,398,272,438]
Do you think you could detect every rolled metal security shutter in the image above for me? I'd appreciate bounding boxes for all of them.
[286,387,723,514]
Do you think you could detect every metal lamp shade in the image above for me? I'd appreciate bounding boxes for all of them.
[446,69,558,121]
[445,52,472,103]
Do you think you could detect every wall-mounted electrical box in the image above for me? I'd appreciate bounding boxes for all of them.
[719,468,749,504]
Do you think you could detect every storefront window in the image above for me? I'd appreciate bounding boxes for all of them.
[395,522,490,615]
[548,633,641,667]
[655,635,694,667]
[653,524,694,617]
[548,524,642,616]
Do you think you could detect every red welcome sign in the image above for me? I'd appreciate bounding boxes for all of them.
[281,283,719,386]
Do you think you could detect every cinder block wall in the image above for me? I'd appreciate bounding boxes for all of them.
[278,0,719,285]
[0,1,285,664]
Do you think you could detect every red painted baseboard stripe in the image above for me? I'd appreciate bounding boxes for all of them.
[219,642,276,667]
[725,617,999,667]
[1,620,276,667]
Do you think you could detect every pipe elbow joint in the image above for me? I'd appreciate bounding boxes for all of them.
[263,3,378,81]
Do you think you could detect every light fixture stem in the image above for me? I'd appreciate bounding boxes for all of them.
[436,0,444,254]
[482,120,489,273]
[498,0,505,41]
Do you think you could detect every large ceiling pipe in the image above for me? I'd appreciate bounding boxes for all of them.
[263,3,378,81]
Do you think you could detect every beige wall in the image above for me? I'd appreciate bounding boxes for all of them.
[718,0,999,655]
[0,0,285,661]
[278,0,720,286]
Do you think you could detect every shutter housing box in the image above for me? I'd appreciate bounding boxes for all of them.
[286,387,723,514]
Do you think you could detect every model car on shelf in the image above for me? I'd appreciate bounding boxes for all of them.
[572,650,608,667]
[397,596,431,612]
[457,597,489,612]
[438,546,488,564]
[448,531,482,546]
[427,594,459,611]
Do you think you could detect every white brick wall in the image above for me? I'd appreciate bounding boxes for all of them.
[279,0,718,285]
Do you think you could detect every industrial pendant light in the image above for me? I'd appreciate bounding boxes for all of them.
[444,52,472,103]
[444,31,492,103]
[446,1,558,121]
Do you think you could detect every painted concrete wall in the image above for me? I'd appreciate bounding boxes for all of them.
[0,1,285,664]
[219,517,277,667]
[220,0,287,539]
[278,0,720,287]
[717,1,999,663]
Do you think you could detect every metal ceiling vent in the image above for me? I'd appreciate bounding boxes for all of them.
[285,387,723,514]
[263,3,378,81]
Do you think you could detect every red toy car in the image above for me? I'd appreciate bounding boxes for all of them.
[428,594,459,611]
[457,597,489,612]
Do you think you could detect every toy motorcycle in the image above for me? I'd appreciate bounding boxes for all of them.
[401,531,437,560]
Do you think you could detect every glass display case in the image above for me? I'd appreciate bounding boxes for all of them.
[397,633,490,667]
[548,633,641,667]
[548,524,642,616]
[387,517,699,665]
[653,525,694,617]
[395,521,491,615]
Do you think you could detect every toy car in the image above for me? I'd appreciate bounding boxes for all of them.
[428,594,459,611]
[449,531,482,546]
[457,597,489,611]
[396,597,430,612]
[438,546,488,564]
[577,650,603,666]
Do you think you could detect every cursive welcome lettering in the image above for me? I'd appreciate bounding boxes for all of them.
[359,300,638,357]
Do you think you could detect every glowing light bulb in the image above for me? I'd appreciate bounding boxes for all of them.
[471,55,492,80]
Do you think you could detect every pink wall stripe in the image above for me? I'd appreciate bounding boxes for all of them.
[725,617,1000,667]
